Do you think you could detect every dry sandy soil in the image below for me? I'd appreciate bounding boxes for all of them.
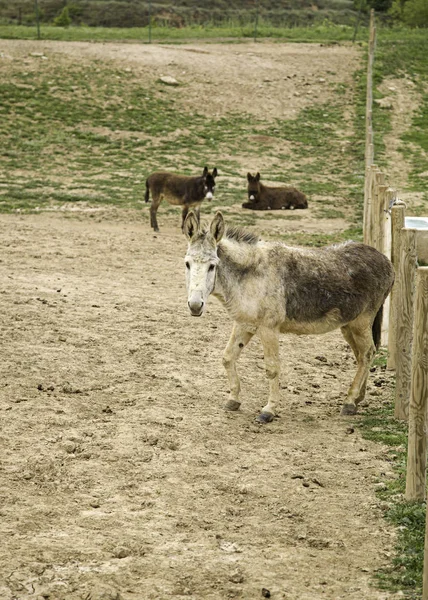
[0,40,406,600]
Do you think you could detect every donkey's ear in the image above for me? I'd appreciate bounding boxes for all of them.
[210,211,225,244]
[256,172,261,181]
[212,167,218,178]
[247,172,252,181]
[183,211,200,240]
[202,166,208,177]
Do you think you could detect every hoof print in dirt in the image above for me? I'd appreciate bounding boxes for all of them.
[225,400,241,411]
[341,403,357,416]
[112,546,131,559]
[315,355,328,363]
[256,412,274,424]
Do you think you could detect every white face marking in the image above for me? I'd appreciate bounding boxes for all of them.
[249,195,255,201]
[185,250,219,316]
[205,191,213,200]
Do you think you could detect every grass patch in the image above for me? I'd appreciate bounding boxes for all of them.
[314,207,346,219]
[358,402,425,598]
[271,225,363,247]
[374,30,428,208]
[0,51,364,220]
[0,22,370,44]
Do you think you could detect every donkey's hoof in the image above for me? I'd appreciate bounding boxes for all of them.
[225,400,241,411]
[256,412,274,424]
[341,403,358,416]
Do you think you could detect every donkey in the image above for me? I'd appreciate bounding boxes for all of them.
[145,167,218,232]
[183,211,394,423]
[243,172,308,211]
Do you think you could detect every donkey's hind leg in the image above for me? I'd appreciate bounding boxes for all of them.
[222,322,254,412]
[256,326,280,423]
[340,318,376,416]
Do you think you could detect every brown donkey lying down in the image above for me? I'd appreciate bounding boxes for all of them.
[183,211,394,423]
[145,167,218,232]
[243,172,308,210]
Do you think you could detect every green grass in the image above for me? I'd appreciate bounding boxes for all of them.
[273,225,363,246]
[358,403,425,599]
[0,54,364,216]
[374,29,428,201]
[0,22,369,44]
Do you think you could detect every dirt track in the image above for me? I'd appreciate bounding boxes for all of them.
[0,39,405,600]
[0,211,398,600]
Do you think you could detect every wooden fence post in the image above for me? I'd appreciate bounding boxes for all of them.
[368,169,386,252]
[405,267,428,501]
[395,228,417,420]
[423,513,428,599]
[365,164,379,247]
[381,188,394,347]
[363,13,375,245]
[376,183,388,253]
[387,201,406,369]
[364,165,373,245]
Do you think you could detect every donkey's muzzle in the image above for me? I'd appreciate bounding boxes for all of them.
[188,291,205,316]
[205,192,213,201]
[188,301,204,316]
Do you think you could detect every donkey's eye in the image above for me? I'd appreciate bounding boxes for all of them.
[208,264,215,272]
[185,261,190,269]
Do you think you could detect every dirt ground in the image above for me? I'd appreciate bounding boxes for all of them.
[0,38,360,121]
[0,40,406,600]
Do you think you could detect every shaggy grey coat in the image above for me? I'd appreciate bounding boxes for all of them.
[184,211,394,423]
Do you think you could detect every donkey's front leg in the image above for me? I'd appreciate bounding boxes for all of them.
[181,206,189,231]
[222,322,254,411]
[257,326,280,423]
[193,205,201,224]
[150,196,161,232]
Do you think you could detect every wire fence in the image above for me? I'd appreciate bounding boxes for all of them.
[0,0,375,42]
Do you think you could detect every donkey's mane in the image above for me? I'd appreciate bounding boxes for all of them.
[224,226,259,245]
[197,223,259,245]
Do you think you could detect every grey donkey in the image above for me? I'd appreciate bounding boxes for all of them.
[183,211,394,423]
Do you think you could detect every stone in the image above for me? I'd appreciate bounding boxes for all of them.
[159,76,179,86]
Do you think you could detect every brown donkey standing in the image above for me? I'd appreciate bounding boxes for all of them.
[145,167,218,232]
[243,172,308,210]
[183,211,394,423]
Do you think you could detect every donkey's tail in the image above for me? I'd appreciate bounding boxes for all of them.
[145,179,150,203]
[372,304,383,351]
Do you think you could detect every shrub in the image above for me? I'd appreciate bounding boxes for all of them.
[402,0,428,26]
[54,5,71,27]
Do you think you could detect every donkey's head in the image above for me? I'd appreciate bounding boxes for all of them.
[183,211,224,317]
[247,172,261,202]
[202,167,218,201]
